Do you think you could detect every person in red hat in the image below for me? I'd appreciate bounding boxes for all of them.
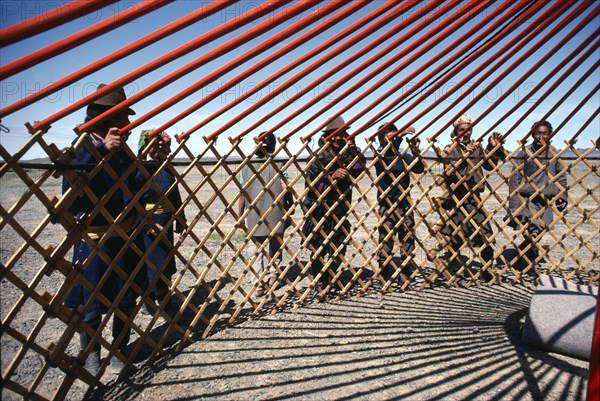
[62,84,141,375]
[301,116,366,297]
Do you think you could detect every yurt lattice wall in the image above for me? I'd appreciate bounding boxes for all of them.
[0,1,598,400]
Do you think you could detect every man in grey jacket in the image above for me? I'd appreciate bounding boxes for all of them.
[507,121,568,269]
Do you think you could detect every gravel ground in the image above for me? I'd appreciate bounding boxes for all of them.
[1,159,596,401]
[85,284,589,401]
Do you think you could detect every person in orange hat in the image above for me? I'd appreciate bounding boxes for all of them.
[62,84,141,375]
[301,116,366,297]
[435,114,505,283]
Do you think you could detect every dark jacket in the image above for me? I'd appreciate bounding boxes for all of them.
[303,145,365,218]
[375,146,424,208]
[62,132,139,228]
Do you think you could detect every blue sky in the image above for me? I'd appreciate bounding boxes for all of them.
[1,0,598,160]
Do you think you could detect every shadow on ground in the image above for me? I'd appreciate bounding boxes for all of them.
[89,284,589,401]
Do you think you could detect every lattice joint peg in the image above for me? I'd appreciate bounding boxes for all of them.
[51,146,77,178]
[45,342,76,371]
[43,299,76,322]
[49,181,87,227]
[43,245,72,276]
[48,194,79,228]
[48,195,63,225]
[40,290,69,321]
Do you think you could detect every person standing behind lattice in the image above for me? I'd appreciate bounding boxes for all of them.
[506,121,568,272]
[62,84,143,375]
[238,133,288,297]
[374,123,424,283]
[137,130,186,314]
[435,114,505,281]
[301,116,366,297]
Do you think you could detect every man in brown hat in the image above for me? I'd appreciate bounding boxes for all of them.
[62,84,142,376]
[302,116,366,297]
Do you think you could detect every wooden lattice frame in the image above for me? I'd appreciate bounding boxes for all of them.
[1,2,599,400]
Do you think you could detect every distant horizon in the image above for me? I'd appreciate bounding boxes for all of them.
[7,145,600,165]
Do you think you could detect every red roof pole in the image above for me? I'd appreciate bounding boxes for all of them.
[589,292,600,401]
[408,0,587,143]
[0,0,174,80]
[0,0,118,47]
[31,0,281,133]
[212,0,444,142]
[154,0,362,141]
[0,0,236,119]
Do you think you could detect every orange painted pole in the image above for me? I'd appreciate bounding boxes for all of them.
[129,0,336,140]
[430,0,598,144]
[568,106,600,144]
[588,292,600,401]
[0,0,173,80]
[0,0,118,47]
[32,0,284,133]
[191,0,397,142]
[202,0,438,142]
[297,0,509,143]
[310,0,510,143]
[474,8,600,143]
[159,0,372,142]
[484,35,599,144]
[285,0,470,142]
[402,0,575,142]
[0,0,237,119]
[352,0,540,143]
[362,0,570,143]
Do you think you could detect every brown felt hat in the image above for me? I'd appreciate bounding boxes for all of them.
[92,83,135,115]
